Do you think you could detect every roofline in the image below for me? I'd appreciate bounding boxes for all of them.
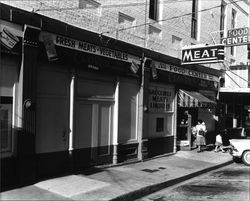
[0,2,221,77]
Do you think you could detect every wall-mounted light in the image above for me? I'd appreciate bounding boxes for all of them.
[23,99,32,109]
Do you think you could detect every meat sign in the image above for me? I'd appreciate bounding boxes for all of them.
[181,44,225,65]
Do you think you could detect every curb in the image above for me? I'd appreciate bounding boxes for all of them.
[110,160,233,201]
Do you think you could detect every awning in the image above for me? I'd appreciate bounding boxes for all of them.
[178,89,216,108]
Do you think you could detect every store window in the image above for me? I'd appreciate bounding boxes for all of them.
[0,97,13,155]
[0,55,19,157]
[147,85,175,136]
[156,117,164,132]
[118,78,139,143]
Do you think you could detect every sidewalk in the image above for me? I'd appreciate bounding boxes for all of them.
[0,149,233,201]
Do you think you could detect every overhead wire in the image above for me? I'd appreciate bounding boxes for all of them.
[101,0,245,34]
[23,0,245,51]
[222,61,250,85]
[224,71,242,87]
[3,0,248,67]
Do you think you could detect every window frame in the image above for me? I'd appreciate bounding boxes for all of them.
[0,97,14,158]
[230,9,237,56]
[231,8,237,29]
[149,0,159,21]
[118,12,136,28]
[191,0,198,39]
[79,0,102,16]
[220,1,226,37]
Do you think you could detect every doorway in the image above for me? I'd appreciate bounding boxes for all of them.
[74,99,113,164]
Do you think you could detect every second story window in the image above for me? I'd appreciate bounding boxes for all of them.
[148,25,162,39]
[118,12,136,29]
[230,9,237,56]
[149,0,159,21]
[79,0,102,16]
[220,1,226,37]
[231,8,237,29]
[191,0,198,39]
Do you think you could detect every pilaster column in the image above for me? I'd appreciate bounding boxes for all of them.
[18,25,40,185]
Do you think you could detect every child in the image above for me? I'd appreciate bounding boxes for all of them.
[214,133,225,153]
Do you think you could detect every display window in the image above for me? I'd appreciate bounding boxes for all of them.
[147,84,175,137]
[118,78,139,143]
[0,97,13,156]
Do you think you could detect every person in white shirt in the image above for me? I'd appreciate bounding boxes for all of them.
[214,133,225,153]
[195,119,207,152]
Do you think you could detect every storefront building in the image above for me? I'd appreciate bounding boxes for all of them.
[1,4,143,188]
[142,55,220,156]
[0,19,23,188]
[36,32,142,177]
[1,3,222,189]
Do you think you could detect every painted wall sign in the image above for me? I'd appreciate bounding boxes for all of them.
[181,44,224,65]
[148,86,174,112]
[221,27,250,46]
[39,32,140,64]
[153,61,219,82]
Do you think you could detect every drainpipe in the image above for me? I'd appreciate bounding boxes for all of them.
[137,53,146,160]
[68,72,75,171]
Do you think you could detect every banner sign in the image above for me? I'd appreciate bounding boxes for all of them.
[39,32,140,64]
[42,34,58,61]
[181,44,224,65]
[221,27,250,46]
[0,20,22,50]
[154,61,219,82]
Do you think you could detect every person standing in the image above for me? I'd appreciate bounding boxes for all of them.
[195,119,207,152]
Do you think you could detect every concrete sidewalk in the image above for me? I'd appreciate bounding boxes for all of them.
[0,150,233,201]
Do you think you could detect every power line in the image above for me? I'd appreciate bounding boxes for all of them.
[222,61,250,84]
[225,71,242,87]
[11,0,243,40]
[102,0,245,34]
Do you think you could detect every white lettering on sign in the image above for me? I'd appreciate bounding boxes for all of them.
[156,62,219,82]
[221,35,250,46]
[39,32,140,64]
[181,45,224,65]
[55,35,129,61]
[148,86,174,112]
[228,27,249,37]
[221,27,250,46]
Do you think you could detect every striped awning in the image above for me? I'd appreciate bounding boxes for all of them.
[178,89,216,108]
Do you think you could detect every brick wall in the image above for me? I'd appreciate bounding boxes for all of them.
[1,0,249,68]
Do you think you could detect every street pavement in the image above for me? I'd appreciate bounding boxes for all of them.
[0,149,233,201]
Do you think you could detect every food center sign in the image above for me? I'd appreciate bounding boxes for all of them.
[181,44,224,65]
[221,27,250,46]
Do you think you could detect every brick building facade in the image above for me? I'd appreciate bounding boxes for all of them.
[0,0,249,189]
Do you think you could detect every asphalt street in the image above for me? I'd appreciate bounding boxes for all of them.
[137,163,250,201]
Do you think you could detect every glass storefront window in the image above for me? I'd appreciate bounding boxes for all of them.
[0,103,12,154]
[147,84,175,137]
